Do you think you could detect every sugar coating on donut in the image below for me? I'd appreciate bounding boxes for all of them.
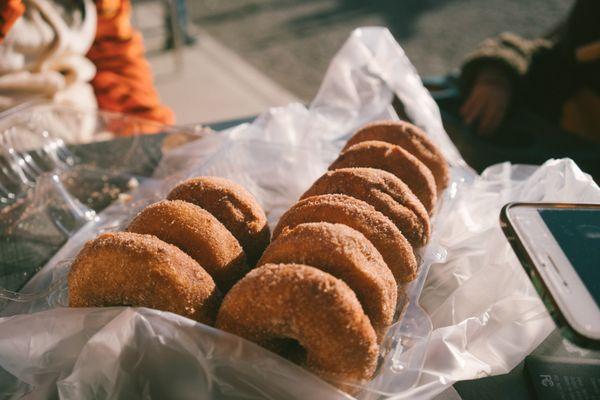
[331,140,437,213]
[343,120,450,191]
[259,222,397,341]
[68,232,221,324]
[167,176,270,265]
[301,167,430,247]
[127,200,247,291]
[216,263,379,387]
[273,194,418,283]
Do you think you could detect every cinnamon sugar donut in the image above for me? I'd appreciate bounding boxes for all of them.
[127,200,247,291]
[259,222,396,340]
[216,263,378,387]
[343,120,450,191]
[330,140,437,213]
[68,232,221,324]
[301,168,430,247]
[273,194,418,283]
[167,176,270,265]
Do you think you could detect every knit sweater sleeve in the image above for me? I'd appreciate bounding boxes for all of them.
[87,0,174,126]
[460,32,555,93]
[0,0,25,43]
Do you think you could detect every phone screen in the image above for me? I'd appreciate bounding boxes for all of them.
[539,208,600,308]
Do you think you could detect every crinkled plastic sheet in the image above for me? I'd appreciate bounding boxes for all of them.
[1,27,599,400]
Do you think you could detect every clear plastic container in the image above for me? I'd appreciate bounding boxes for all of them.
[0,103,196,295]
[0,102,446,398]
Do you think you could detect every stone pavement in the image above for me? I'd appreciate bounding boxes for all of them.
[135,0,572,125]
[148,32,298,125]
[133,1,298,126]
[189,0,573,101]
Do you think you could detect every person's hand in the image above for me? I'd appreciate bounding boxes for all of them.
[460,66,512,136]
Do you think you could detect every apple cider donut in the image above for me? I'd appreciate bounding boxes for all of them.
[68,232,221,325]
[216,263,379,387]
[127,200,247,291]
[273,194,418,283]
[258,222,396,340]
[301,167,430,247]
[343,120,450,191]
[167,176,270,265]
[330,140,437,213]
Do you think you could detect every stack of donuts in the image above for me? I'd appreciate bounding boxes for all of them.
[216,120,449,389]
[68,176,270,325]
[67,119,449,392]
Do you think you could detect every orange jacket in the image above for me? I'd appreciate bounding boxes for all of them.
[0,0,174,126]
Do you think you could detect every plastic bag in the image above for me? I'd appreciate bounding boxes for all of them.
[1,27,599,399]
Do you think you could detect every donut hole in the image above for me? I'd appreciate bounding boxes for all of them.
[266,337,307,366]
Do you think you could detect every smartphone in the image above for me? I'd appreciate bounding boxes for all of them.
[500,203,600,349]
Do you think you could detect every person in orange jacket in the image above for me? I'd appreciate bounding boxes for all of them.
[0,0,173,130]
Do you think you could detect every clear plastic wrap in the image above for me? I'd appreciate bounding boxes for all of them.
[0,104,193,296]
[1,28,599,399]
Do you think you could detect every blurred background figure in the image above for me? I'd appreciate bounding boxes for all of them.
[0,0,173,126]
[163,0,196,49]
[460,0,600,143]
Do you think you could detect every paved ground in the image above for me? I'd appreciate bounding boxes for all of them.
[138,0,573,124]
[189,0,573,101]
[148,33,298,125]
[135,1,298,125]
